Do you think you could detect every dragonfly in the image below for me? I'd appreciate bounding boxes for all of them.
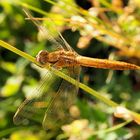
[13,10,140,130]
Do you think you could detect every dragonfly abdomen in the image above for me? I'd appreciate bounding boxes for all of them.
[76,56,140,70]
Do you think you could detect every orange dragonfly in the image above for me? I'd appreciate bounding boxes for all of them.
[13,10,140,130]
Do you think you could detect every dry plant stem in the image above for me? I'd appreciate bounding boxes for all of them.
[16,2,140,58]
[96,36,128,52]
[91,23,129,45]
[27,16,127,47]
[27,17,133,57]
[17,2,126,45]
[96,36,140,58]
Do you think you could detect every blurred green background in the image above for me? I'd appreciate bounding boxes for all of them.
[0,0,140,139]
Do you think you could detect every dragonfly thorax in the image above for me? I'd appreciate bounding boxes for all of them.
[36,50,61,65]
[36,50,78,67]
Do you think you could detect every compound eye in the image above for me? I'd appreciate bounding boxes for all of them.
[36,50,49,64]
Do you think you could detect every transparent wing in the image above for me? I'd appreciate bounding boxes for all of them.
[23,9,73,52]
[14,9,81,129]
[13,66,81,129]
[13,70,61,125]
[42,66,81,130]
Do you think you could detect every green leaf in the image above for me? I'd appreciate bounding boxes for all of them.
[1,75,23,97]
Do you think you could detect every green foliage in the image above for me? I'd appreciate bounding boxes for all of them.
[0,0,140,140]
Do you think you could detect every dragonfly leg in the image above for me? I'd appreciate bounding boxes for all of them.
[52,60,64,70]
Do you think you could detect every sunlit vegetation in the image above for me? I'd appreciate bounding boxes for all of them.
[0,0,140,139]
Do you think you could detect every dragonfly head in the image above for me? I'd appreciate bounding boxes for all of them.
[36,50,49,65]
